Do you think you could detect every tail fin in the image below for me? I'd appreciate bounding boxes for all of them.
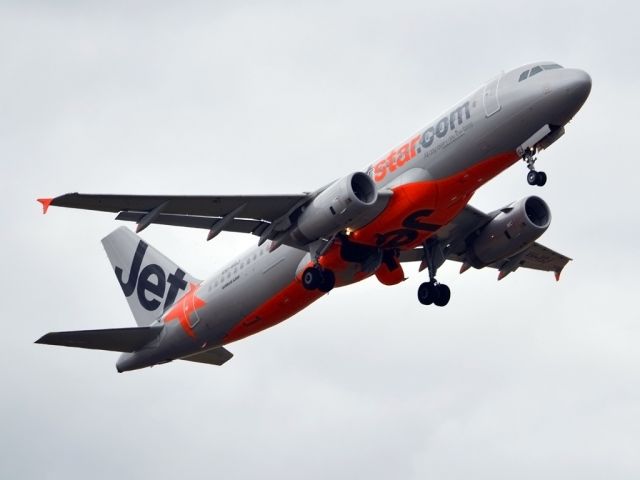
[102,227,200,326]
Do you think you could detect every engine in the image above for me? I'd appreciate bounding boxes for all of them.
[290,172,378,244]
[467,196,551,267]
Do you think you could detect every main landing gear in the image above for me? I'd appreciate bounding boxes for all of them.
[417,239,451,307]
[523,148,547,187]
[417,281,451,307]
[302,265,335,293]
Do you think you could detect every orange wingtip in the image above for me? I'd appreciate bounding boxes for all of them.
[37,198,53,214]
[554,271,562,282]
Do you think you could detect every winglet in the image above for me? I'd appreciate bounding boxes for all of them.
[37,198,53,214]
[554,271,561,282]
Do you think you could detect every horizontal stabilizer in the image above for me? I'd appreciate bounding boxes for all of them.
[35,326,163,353]
[181,347,233,366]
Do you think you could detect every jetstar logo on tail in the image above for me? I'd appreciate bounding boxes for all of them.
[115,240,188,311]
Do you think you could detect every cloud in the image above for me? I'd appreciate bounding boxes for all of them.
[2,1,639,479]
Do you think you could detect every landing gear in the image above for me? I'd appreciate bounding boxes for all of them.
[417,239,451,307]
[527,170,547,186]
[523,148,547,187]
[417,281,450,307]
[318,269,335,293]
[302,266,335,292]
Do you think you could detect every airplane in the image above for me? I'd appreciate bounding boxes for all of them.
[36,61,592,372]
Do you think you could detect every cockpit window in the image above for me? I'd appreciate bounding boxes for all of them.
[530,65,543,77]
[519,63,564,82]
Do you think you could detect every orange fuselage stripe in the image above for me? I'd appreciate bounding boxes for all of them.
[223,151,520,343]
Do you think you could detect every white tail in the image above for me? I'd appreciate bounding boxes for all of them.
[101,227,200,326]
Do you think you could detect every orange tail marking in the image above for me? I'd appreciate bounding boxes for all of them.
[163,283,205,339]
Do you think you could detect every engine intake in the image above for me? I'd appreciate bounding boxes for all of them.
[468,196,551,267]
[291,172,378,244]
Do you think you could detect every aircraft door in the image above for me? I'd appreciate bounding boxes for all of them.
[483,74,502,117]
[188,292,201,328]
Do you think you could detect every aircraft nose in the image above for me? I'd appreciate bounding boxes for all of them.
[566,68,592,105]
[552,68,592,124]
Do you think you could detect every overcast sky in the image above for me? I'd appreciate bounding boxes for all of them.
[2,1,640,479]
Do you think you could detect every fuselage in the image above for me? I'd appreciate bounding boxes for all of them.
[116,62,592,372]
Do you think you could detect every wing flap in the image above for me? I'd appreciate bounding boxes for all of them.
[35,326,163,353]
[180,347,233,366]
[400,241,570,278]
[115,211,268,235]
[501,242,571,273]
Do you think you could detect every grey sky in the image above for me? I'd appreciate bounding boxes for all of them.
[2,1,640,479]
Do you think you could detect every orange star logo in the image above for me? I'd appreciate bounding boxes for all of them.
[163,283,206,338]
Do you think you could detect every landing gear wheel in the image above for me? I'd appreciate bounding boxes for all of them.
[417,282,434,305]
[433,284,451,307]
[302,267,322,290]
[417,239,453,307]
[318,269,336,293]
[523,148,547,187]
[418,281,451,307]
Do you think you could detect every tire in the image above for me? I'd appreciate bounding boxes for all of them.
[417,282,434,305]
[527,170,538,185]
[434,284,451,307]
[302,267,322,290]
[318,269,336,293]
[536,171,547,186]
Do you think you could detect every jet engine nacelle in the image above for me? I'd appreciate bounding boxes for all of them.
[291,172,378,244]
[468,196,551,267]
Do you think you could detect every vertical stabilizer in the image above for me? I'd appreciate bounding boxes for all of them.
[101,227,200,326]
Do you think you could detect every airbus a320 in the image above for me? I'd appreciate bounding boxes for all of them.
[36,62,592,372]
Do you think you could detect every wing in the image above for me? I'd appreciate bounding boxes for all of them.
[399,204,571,280]
[38,192,310,240]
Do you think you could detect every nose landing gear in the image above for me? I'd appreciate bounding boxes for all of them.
[523,148,547,186]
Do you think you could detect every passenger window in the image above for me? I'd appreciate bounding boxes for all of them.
[530,66,543,77]
[519,70,529,82]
